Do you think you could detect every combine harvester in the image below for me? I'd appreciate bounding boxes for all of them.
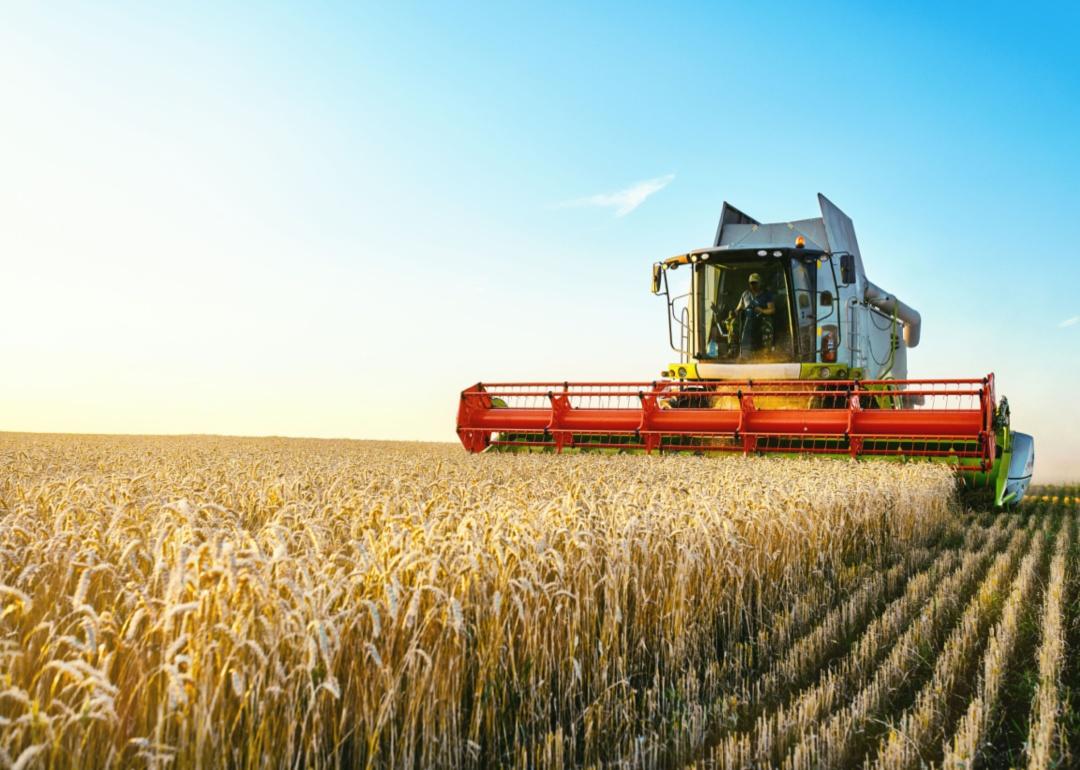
[457,194,1034,507]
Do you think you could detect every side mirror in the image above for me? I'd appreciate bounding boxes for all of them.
[820,290,833,306]
[839,254,856,285]
[651,263,663,294]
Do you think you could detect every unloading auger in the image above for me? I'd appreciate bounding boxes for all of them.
[456,194,1034,507]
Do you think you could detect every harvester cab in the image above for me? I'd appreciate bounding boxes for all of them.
[653,194,920,384]
[458,193,1035,507]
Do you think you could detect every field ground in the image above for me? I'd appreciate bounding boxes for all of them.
[0,434,1077,769]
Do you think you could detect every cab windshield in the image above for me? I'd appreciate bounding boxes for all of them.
[696,254,817,362]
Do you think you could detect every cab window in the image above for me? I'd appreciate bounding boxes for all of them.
[698,260,793,362]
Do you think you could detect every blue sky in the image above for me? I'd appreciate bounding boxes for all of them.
[2,2,1078,480]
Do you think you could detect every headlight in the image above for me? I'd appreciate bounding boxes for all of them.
[677,366,688,378]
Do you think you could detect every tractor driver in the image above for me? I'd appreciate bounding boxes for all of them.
[736,273,775,359]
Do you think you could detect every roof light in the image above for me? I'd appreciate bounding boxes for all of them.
[699,253,710,261]
[757,250,767,256]
[772,250,782,257]
[795,235,806,249]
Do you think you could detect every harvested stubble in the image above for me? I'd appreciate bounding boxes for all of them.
[690,507,1080,770]
[874,517,1048,770]
[1024,517,1072,769]
[0,433,957,769]
[780,520,1036,770]
[715,517,1012,768]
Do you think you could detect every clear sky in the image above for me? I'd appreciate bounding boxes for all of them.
[2,2,1078,481]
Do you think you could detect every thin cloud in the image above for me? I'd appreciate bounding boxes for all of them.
[560,174,675,217]
[1059,315,1079,328]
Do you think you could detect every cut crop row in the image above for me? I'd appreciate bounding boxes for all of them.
[694,515,1019,768]
[757,522,993,704]
[942,518,1065,767]
[868,517,1050,770]
[780,518,1036,770]
[1023,511,1075,770]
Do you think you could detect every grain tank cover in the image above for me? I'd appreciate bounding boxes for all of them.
[712,194,865,265]
[817,193,867,284]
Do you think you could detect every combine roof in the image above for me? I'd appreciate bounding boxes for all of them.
[664,193,865,276]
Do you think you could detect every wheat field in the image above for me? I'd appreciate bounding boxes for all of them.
[0,433,1076,769]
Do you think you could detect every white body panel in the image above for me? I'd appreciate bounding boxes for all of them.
[694,362,803,379]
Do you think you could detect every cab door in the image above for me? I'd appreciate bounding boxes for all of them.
[790,259,816,361]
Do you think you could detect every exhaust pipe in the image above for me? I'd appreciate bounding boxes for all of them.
[864,281,921,347]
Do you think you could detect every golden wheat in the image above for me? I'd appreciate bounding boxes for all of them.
[0,434,956,768]
[2,433,1075,770]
